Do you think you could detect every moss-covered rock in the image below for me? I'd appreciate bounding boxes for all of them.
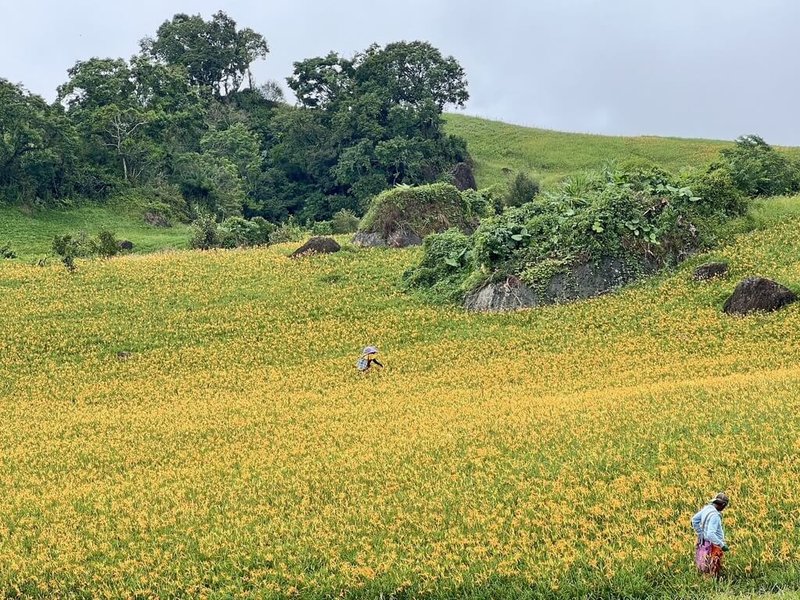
[355,183,475,248]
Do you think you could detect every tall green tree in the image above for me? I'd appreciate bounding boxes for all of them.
[141,11,268,97]
[0,79,79,202]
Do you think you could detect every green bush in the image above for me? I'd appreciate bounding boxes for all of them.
[52,231,98,259]
[250,217,276,245]
[269,218,305,244]
[95,230,119,258]
[52,233,96,272]
[188,212,221,250]
[720,134,799,197]
[0,243,16,259]
[191,214,275,250]
[117,182,190,223]
[219,216,260,248]
[461,188,498,220]
[504,172,540,207]
[681,163,748,218]
[311,220,334,236]
[330,209,360,234]
[403,229,473,303]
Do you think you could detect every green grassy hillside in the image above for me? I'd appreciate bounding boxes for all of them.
[1,194,800,598]
[0,203,190,261]
[444,113,800,190]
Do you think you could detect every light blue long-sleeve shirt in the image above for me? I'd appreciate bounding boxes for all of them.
[692,504,726,546]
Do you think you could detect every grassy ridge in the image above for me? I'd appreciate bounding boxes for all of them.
[444,113,800,190]
[1,197,800,597]
[0,203,190,261]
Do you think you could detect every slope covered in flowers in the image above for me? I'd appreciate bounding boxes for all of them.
[1,206,800,598]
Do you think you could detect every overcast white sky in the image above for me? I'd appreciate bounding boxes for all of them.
[2,0,799,144]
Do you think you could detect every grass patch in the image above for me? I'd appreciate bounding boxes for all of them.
[0,201,190,261]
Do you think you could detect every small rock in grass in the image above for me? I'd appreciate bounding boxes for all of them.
[291,236,341,257]
[723,277,797,315]
[693,262,729,281]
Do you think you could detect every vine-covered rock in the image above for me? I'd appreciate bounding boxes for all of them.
[464,256,649,312]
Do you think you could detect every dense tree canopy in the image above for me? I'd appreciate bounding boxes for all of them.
[272,41,471,220]
[0,79,79,202]
[0,12,472,224]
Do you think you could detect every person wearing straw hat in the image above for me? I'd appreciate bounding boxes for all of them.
[692,492,730,577]
[356,346,383,372]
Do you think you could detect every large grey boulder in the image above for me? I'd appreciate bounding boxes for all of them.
[465,277,538,312]
[465,256,648,312]
[451,162,477,191]
[723,277,797,315]
[387,230,423,248]
[545,257,643,303]
[353,229,423,248]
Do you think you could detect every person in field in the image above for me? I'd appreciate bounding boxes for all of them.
[356,346,383,372]
[692,492,730,577]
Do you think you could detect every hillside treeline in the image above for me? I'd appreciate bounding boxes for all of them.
[0,11,470,223]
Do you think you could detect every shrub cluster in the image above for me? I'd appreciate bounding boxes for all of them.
[189,213,278,250]
[403,229,473,303]
[52,230,121,259]
[720,135,800,198]
[310,209,360,236]
[51,229,124,271]
[504,172,541,208]
[405,162,749,303]
[0,243,16,259]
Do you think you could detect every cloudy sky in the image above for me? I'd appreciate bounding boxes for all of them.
[2,0,799,144]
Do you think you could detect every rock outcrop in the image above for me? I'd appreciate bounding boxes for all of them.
[465,257,648,312]
[351,232,387,248]
[451,162,477,191]
[355,182,473,249]
[465,277,538,312]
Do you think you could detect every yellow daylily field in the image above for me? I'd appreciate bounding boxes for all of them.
[2,213,800,598]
